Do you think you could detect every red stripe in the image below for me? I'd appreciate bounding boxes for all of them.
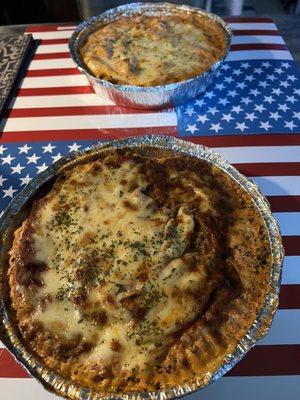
[230,43,286,51]
[17,86,94,96]
[224,17,274,23]
[5,106,156,118]
[33,52,70,60]
[227,345,300,376]
[232,29,280,36]
[26,24,75,32]
[40,38,70,45]
[234,163,300,177]
[280,285,300,309]
[26,68,80,77]
[0,127,177,143]
[267,196,300,212]
[1,344,300,378]
[188,135,300,147]
[0,349,30,378]
[283,236,300,256]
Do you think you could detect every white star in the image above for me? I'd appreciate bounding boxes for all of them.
[250,89,261,97]
[52,153,63,162]
[218,98,230,106]
[245,75,255,82]
[236,82,247,89]
[254,104,267,113]
[19,174,31,186]
[241,97,253,105]
[269,112,282,121]
[184,106,195,116]
[293,111,300,120]
[287,75,297,82]
[68,143,82,152]
[11,163,25,174]
[286,95,297,104]
[195,99,206,107]
[245,112,257,122]
[281,62,290,68]
[263,96,275,104]
[216,71,222,77]
[278,103,290,112]
[207,107,218,115]
[197,114,209,124]
[185,124,198,134]
[224,76,234,84]
[254,67,263,74]
[27,153,40,164]
[0,175,7,186]
[233,69,242,76]
[3,186,18,198]
[284,120,297,130]
[222,64,230,71]
[204,91,215,99]
[280,81,290,88]
[294,88,300,95]
[275,67,284,74]
[235,122,248,132]
[210,123,223,133]
[221,113,234,122]
[260,121,273,131]
[259,81,269,88]
[228,90,238,98]
[1,154,15,165]
[241,62,250,68]
[267,74,276,81]
[215,83,225,90]
[42,143,56,153]
[36,163,48,173]
[231,105,243,114]
[272,88,283,96]
[0,145,7,155]
[18,144,32,154]
[262,61,271,68]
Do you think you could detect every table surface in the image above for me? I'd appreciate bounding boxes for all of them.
[0,14,300,400]
[1,14,300,66]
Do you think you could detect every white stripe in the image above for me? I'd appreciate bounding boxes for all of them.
[229,22,278,30]
[258,310,300,345]
[0,341,5,349]
[1,113,177,132]
[226,50,292,61]
[231,35,285,45]
[28,59,75,70]
[10,94,115,108]
[29,31,73,39]
[198,376,300,400]
[215,146,300,163]
[273,212,300,236]
[19,75,89,88]
[251,176,300,196]
[57,26,76,30]
[35,44,69,54]
[282,256,300,284]
[0,378,61,399]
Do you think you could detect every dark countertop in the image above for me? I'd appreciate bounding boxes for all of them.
[1,15,299,65]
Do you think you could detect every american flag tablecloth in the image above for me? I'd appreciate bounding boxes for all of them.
[0,16,300,399]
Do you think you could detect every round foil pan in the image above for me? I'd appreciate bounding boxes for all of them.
[69,2,232,109]
[0,135,283,400]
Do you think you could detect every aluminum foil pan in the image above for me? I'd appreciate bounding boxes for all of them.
[69,2,232,109]
[0,135,283,400]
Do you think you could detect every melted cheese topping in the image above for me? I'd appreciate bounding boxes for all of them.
[80,14,227,86]
[30,159,212,373]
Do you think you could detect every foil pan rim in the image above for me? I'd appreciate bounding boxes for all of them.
[0,135,284,400]
[69,2,232,93]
